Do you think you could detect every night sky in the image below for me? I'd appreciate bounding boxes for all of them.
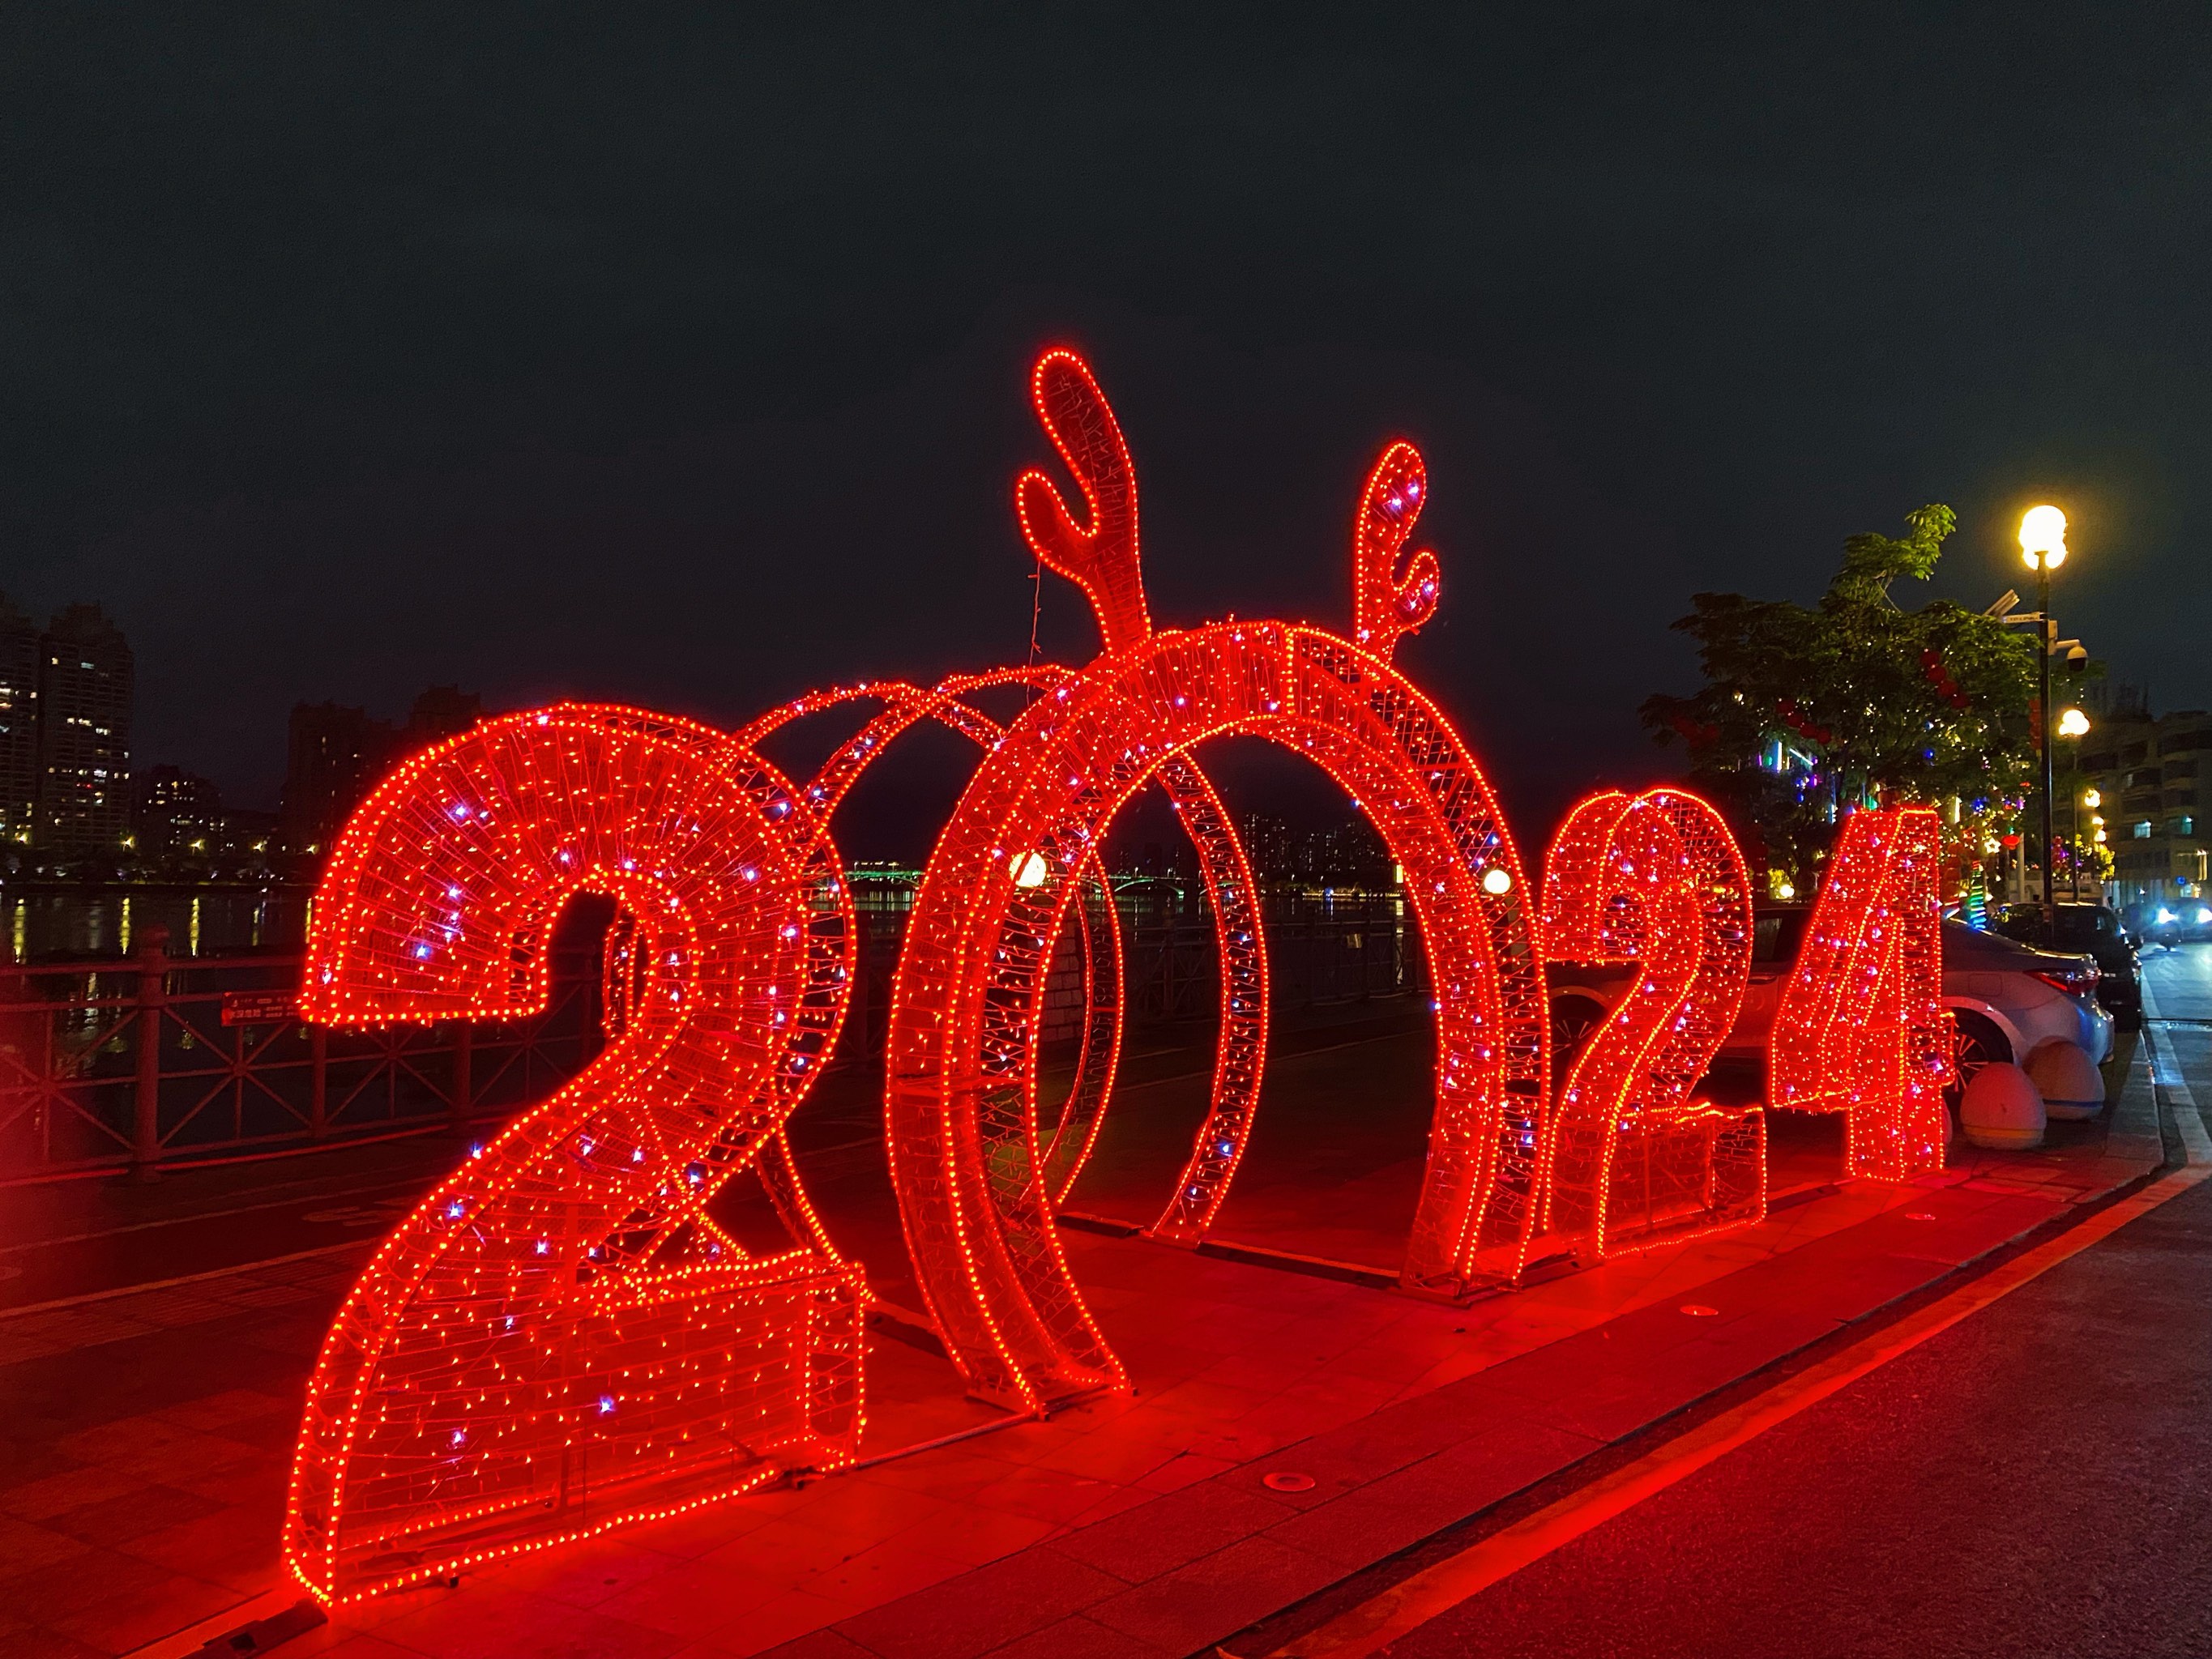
[5,7,2206,850]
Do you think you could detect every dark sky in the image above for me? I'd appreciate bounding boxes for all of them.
[4,6,2206,847]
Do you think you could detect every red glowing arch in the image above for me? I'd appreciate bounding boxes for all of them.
[283,706,865,1602]
[886,352,1547,1410]
[1770,805,1949,1181]
[1538,787,1764,1263]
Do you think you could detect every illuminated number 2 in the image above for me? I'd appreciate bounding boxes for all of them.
[283,706,865,1604]
[1538,787,1764,1262]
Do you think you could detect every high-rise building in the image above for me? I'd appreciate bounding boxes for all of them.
[132,765,225,864]
[0,593,38,846]
[403,685,482,748]
[2078,706,2210,906]
[1236,812,1296,881]
[34,603,134,857]
[278,702,395,857]
[277,686,484,857]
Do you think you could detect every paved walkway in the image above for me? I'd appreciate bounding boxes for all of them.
[1297,959,2212,1658]
[0,1021,2169,1658]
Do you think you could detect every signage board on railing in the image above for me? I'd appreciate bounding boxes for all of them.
[219,990,299,1026]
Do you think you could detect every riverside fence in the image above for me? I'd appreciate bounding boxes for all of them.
[0,889,1427,1183]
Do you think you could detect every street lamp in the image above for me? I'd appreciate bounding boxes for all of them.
[2019,505,2069,906]
[2058,707,2092,898]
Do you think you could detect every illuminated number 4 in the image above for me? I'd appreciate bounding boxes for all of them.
[1769,806,1950,1181]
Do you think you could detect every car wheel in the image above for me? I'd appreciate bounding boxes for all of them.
[1549,991,1608,1085]
[1945,1010,2013,1113]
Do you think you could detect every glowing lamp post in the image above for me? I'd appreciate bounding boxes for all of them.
[2058,706,2091,897]
[2019,505,2069,906]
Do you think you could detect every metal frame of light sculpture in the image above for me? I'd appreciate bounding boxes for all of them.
[1538,787,1764,1263]
[283,706,865,1604]
[886,350,1547,1411]
[1770,805,1949,1181]
[737,666,1267,1233]
[736,671,1125,1220]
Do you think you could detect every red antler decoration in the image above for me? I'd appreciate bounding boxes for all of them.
[1014,349,1152,653]
[1352,441,1441,660]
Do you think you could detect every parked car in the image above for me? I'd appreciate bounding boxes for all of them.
[2146,899,2212,945]
[1721,907,2109,1078]
[1991,902,2142,1027]
[1548,906,2114,1110]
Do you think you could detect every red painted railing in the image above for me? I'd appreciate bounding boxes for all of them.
[0,930,604,1183]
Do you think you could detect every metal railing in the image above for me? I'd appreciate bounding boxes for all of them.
[0,934,604,1184]
[1120,892,1428,1024]
[0,888,1428,1183]
[839,889,1430,1047]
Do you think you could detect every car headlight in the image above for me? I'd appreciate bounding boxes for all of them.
[2159,907,2178,924]
[2198,908,2212,926]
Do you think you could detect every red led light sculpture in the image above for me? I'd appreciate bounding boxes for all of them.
[283,706,865,1603]
[280,346,1966,1603]
[1537,787,1763,1262]
[1770,806,1949,1181]
[886,350,1547,1410]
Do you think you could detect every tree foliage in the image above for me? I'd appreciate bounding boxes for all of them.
[1642,505,2037,879]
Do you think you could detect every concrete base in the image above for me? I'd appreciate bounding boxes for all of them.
[1960,1061,2047,1150]
[2026,1038,2106,1121]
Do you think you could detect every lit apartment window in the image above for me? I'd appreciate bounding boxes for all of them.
[2133,821,2154,838]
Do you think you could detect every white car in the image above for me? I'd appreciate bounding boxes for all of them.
[1548,910,2113,1105]
[1719,911,2113,1085]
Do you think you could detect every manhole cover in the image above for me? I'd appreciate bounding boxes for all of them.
[1263,1472,1317,1493]
[1679,1303,1719,1318]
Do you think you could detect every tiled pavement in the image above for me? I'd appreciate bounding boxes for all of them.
[0,1052,2164,1659]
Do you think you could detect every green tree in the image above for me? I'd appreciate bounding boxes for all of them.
[1641,505,2037,886]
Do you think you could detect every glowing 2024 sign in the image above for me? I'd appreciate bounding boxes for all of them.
[283,351,1948,1603]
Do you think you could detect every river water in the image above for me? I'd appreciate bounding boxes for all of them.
[2,886,314,964]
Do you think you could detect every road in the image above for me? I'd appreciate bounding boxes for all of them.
[1310,941,2212,1659]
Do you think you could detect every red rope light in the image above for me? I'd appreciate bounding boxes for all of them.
[282,706,865,1603]
[886,352,1546,1411]
[1350,440,1441,659]
[1015,349,1151,655]
[1770,806,1950,1181]
[278,349,1962,1598]
[1538,787,1764,1262]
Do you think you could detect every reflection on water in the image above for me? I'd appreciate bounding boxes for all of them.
[2,886,314,963]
